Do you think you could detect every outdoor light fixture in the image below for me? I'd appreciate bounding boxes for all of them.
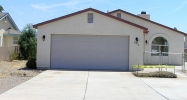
[134,37,139,46]
[135,37,138,43]
[42,35,45,41]
[145,40,148,45]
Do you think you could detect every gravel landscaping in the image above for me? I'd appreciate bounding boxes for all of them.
[0,60,44,94]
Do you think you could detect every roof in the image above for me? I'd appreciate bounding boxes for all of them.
[0,12,20,31]
[0,13,8,19]
[108,9,186,35]
[3,29,21,36]
[33,8,148,33]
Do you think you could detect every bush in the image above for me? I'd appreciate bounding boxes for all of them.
[11,52,18,60]
[18,24,37,69]
[8,52,18,62]
[26,59,36,69]
[133,71,177,78]
[18,24,36,60]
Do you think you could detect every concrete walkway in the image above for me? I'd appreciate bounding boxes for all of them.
[0,70,186,100]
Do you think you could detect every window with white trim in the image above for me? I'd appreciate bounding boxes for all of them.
[151,37,168,56]
[88,13,93,23]
[13,36,18,44]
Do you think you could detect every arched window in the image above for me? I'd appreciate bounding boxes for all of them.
[151,37,168,56]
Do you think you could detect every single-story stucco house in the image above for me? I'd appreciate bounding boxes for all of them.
[33,8,186,70]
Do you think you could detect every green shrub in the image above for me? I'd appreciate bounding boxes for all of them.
[18,24,36,60]
[8,52,18,62]
[26,59,36,69]
[11,52,18,60]
[133,71,177,78]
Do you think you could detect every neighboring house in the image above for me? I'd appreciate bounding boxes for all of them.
[0,12,20,47]
[185,36,187,53]
[33,8,186,70]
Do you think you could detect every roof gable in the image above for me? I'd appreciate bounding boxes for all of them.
[0,12,20,31]
[33,8,148,33]
[108,9,186,35]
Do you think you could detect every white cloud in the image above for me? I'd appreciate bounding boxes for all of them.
[17,11,24,15]
[174,0,187,11]
[145,6,164,11]
[31,0,79,12]
[170,0,187,13]
[31,0,105,12]
[9,7,24,15]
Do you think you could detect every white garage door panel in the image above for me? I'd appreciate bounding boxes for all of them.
[51,35,129,70]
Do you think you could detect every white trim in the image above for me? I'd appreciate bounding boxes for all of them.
[0,13,8,20]
[148,33,172,53]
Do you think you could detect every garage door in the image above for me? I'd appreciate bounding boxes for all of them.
[51,35,129,70]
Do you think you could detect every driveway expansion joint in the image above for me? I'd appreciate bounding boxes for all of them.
[139,78,169,100]
[83,70,89,100]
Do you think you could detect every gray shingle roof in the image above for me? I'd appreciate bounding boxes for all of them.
[3,29,21,36]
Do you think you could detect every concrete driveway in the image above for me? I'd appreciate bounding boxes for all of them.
[0,70,187,100]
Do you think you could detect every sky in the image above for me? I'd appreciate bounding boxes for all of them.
[1,0,187,33]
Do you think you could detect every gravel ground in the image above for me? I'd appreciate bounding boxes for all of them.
[0,60,44,94]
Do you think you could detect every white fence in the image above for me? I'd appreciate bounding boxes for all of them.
[143,51,184,66]
[0,46,19,61]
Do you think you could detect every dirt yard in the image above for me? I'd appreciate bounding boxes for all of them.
[0,60,44,94]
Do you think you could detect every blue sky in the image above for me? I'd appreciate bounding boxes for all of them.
[1,0,187,33]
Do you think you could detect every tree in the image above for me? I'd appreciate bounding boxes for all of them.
[18,24,37,60]
[0,5,4,12]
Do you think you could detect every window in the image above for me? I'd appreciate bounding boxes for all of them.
[117,13,121,18]
[88,13,93,23]
[151,37,168,56]
[13,36,18,44]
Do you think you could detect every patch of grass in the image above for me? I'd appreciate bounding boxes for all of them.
[8,52,18,62]
[133,71,177,78]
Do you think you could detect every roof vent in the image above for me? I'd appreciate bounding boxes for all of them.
[141,11,146,14]
[174,27,177,30]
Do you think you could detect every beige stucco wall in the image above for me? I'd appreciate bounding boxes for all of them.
[37,11,145,70]
[3,36,18,47]
[111,11,184,65]
[185,36,187,49]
